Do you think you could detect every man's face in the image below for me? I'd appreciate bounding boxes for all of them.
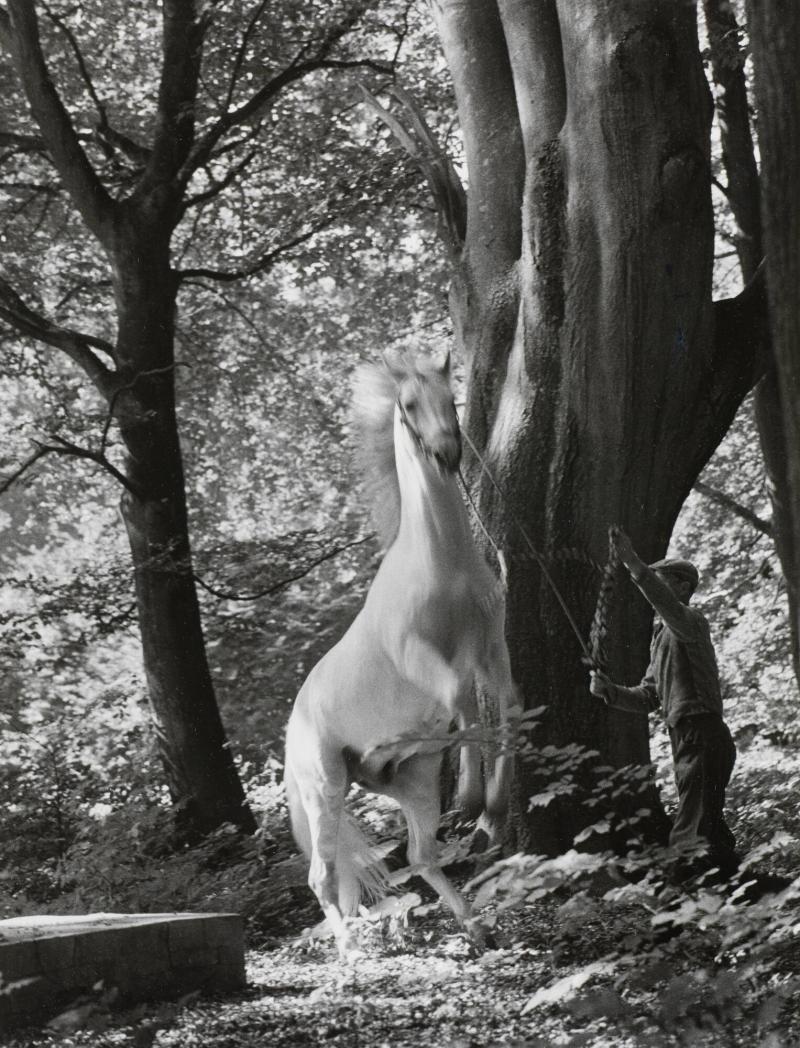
[655,570,691,602]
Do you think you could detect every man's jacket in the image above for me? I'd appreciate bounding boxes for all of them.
[608,567,723,725]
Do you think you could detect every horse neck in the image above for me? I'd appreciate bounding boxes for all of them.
[393,431,474,566]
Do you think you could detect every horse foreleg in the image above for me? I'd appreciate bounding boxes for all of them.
[398,634,462,711]
[395,636,484,817]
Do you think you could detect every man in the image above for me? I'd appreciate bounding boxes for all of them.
[590,527,739,880]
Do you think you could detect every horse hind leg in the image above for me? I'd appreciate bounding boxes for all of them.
[479,633,522,823]
[390,753,487,944]
[456,687,483,820]
[289,757,357,959]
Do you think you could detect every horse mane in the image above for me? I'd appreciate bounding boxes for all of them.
[351,359,402,549]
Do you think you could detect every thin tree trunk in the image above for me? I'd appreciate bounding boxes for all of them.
[746,0,800,693]
[704,0,800,687]
[755,371,800,683]
[111,229,256,835]
[122,487,255,835]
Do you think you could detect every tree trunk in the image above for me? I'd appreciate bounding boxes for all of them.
[122,489,255,835]
[755,370,800,684]
[746,0,800,695]
[113,220,255,836]
[703,0,800,686]
[432,0,767,851]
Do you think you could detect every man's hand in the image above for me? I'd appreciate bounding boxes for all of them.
[610,526,645,577]
[589,670,613,701]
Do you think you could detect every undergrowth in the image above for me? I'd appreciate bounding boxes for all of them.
[3,701,799,1044]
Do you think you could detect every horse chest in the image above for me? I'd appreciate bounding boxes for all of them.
[322,658,450,750]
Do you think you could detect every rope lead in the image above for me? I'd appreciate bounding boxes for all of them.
[458,427,598,670]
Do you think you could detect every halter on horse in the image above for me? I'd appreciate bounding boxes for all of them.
[284,349,519,956]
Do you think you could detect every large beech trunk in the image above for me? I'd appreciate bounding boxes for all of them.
[431,0,767,851]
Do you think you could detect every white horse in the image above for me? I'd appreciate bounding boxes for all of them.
[284,349,519,956]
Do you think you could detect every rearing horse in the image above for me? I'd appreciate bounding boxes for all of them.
[284,349,518,955]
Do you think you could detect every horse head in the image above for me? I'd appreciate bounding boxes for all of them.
[384,349,462,475]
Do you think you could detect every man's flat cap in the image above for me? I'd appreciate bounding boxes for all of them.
[649,557,699,589]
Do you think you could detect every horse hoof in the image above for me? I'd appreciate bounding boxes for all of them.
[469,827,491,854]
[485,781,509,821]
[463,916,495,953]
[460,791,484,822]
[336,934,366,964]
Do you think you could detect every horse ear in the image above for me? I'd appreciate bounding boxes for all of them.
[382,348,407,383]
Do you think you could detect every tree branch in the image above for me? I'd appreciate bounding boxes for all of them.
[360,84,466,258]
[703,0,762,281]
[136,0,209,202]
[53,277,113,313]
[2,0,115,243]
[0,129,48,153]
[41,5,149,175]
[223,0,269,111]
[183,6,391,179]
[429,0,524,279]
[497,0,565,160]
[711,258,770,398]
[43,2,108,129]
[0,444,52,494]
[181,147,259,212]
[0,435,140,497]
[93,123,151,168]
[0,275,117,395]
[693,479,773,536]
[194,535,373,602]
[176,212,337,282]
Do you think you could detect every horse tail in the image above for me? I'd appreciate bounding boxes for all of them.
[284,757,389,917]
[284,759,312,858]
[335,813,390,916]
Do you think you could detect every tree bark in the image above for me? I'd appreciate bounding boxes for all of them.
[755,370,800,683]
[113,221,255,835]
[121,462,256,834]
[430,0,769,851]
[746,0,800,693]
[703,0,761,278]
[703,0,799,687]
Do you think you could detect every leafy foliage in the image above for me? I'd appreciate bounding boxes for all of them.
[466,774,800,1042]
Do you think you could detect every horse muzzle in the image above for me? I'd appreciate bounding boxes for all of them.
[427,432,461,474]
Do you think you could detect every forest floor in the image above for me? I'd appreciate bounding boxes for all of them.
[5,882,798,1048]
[5,721,800,1048]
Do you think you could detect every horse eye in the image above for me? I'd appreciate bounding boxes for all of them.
[404,398,417,413]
